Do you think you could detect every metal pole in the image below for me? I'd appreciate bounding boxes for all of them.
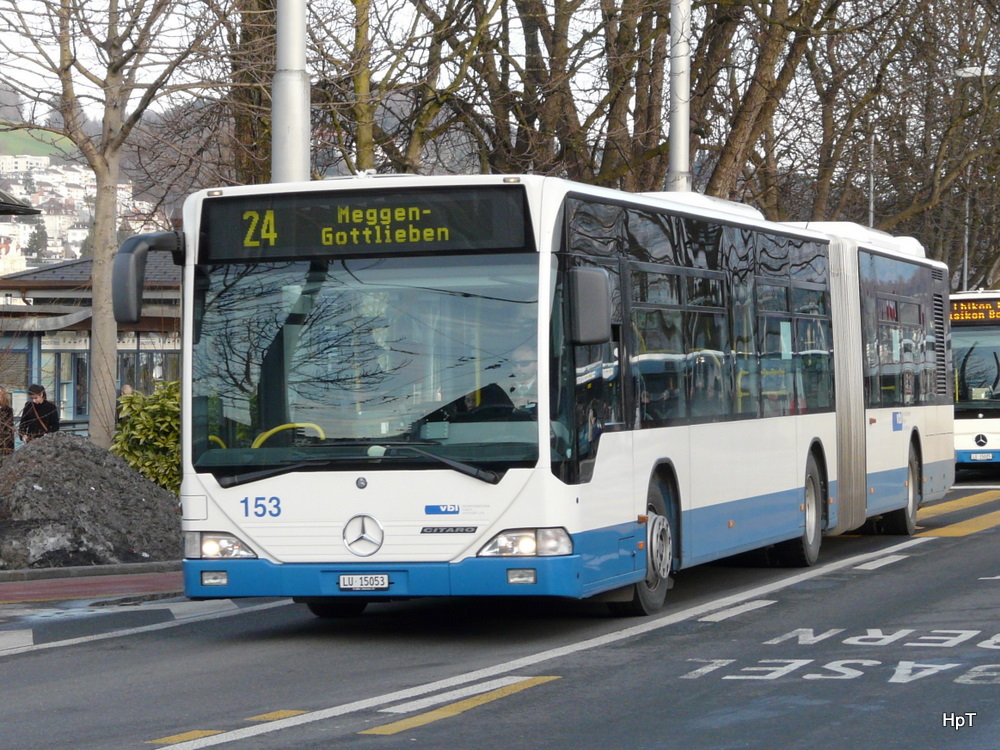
[271,0,311,183]
[868,131,875,227]
[666,0,691,191]
[963,175,970,291]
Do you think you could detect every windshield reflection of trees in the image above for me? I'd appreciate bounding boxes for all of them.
[192,258,539,457]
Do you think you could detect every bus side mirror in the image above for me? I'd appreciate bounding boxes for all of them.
[112,231,184,324]
[569,266,612,345]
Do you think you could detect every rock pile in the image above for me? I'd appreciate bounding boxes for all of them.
[0,432,181,569]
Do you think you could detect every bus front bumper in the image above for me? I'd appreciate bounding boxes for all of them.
[183,556,604,600]
[956,449,1000,465]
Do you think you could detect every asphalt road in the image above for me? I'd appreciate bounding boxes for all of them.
[2,474,999,750]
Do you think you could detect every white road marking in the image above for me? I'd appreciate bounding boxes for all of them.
[853,554,909,571]
[0,630,33,652]
[165,600,240,618]
[698,599,776,622]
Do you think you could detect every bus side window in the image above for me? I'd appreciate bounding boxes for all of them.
[796,318,833,411]
[686,309,731,419]
[761,316,794,416]
[631,307,685,426]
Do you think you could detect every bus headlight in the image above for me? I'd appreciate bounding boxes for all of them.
[478,528,573,557]
[185,532,257,559]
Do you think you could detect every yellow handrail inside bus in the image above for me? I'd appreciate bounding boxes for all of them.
[208,435,227,449]
[252,423,326,448]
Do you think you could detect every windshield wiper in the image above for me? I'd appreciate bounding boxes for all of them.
[384,445,500,484]
[304,439,499,483]
[214,445,500,488]
[215,457,348,488]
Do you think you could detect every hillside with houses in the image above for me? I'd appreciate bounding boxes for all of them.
[0,151,171,275]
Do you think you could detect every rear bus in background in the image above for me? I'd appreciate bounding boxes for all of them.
[112,175,954,618]
[951,290,1000,468]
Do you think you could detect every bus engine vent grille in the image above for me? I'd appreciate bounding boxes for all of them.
[933,293,949,395]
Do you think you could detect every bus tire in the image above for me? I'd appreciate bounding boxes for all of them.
[775,453,823,567]
[882,443,921,535]
[305,599,368,618]
[608,482,674,617]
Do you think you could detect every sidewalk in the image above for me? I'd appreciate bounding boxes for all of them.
[0,561,183,604]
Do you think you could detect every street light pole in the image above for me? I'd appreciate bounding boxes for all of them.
[964,183,970,290]
[271,0,311,183]
[666,0,692,192]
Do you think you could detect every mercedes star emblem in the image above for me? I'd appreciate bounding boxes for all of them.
[343,514,385,557]
[976,434,989,447]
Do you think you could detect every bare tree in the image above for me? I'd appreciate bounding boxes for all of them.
[307,0,503,176]
[0,0,222,447]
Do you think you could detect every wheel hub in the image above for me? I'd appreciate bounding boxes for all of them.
[647,513,671,581]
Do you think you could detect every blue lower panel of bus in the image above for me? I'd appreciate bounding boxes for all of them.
[681,487,806,568]
[185,520,648,600]
[184,541,646,601]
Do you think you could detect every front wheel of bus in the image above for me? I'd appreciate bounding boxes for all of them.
[609,483,674,617]
[775,453,823,567]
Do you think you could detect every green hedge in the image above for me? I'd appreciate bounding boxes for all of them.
[110,381,181,494]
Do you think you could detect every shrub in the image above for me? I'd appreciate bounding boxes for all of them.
[110,381,181,495]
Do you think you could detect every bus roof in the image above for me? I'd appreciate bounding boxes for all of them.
[640,191,766,221]
[788,221,925,258]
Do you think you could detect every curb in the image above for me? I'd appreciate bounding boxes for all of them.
[0,560,182,583]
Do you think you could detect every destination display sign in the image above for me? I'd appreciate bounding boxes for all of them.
[950,297,1000,325]
[199,185,532,262]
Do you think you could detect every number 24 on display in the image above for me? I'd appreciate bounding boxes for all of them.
[240,496,282,517]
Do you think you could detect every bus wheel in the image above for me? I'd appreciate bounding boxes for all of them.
[609,483,673,617]
[776,453,823,567]
[882,444,921,535]
[305,599,368,618]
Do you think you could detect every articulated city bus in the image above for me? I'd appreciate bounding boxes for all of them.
[113,174,954,617]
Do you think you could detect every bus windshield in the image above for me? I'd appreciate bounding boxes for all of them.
[191,253,540,479]
[954,325,1000,412]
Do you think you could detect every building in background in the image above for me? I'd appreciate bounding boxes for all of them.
[0,251,180,434]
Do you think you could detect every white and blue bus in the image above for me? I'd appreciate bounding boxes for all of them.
[950,290,1000,468]
[113,175,954,617]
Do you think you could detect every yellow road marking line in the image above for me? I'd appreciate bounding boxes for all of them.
[918,509,1000,537]
[148,710,309,743]
[359,676,561,735]
[919,491,1000,520]
[380,676,530,714]
[248,710,309,722]
[147,730,223,744]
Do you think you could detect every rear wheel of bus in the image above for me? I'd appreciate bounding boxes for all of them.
[882,443,921,535]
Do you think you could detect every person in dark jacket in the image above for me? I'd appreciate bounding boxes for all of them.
[18,384,59,443]
[0,386,14,456]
